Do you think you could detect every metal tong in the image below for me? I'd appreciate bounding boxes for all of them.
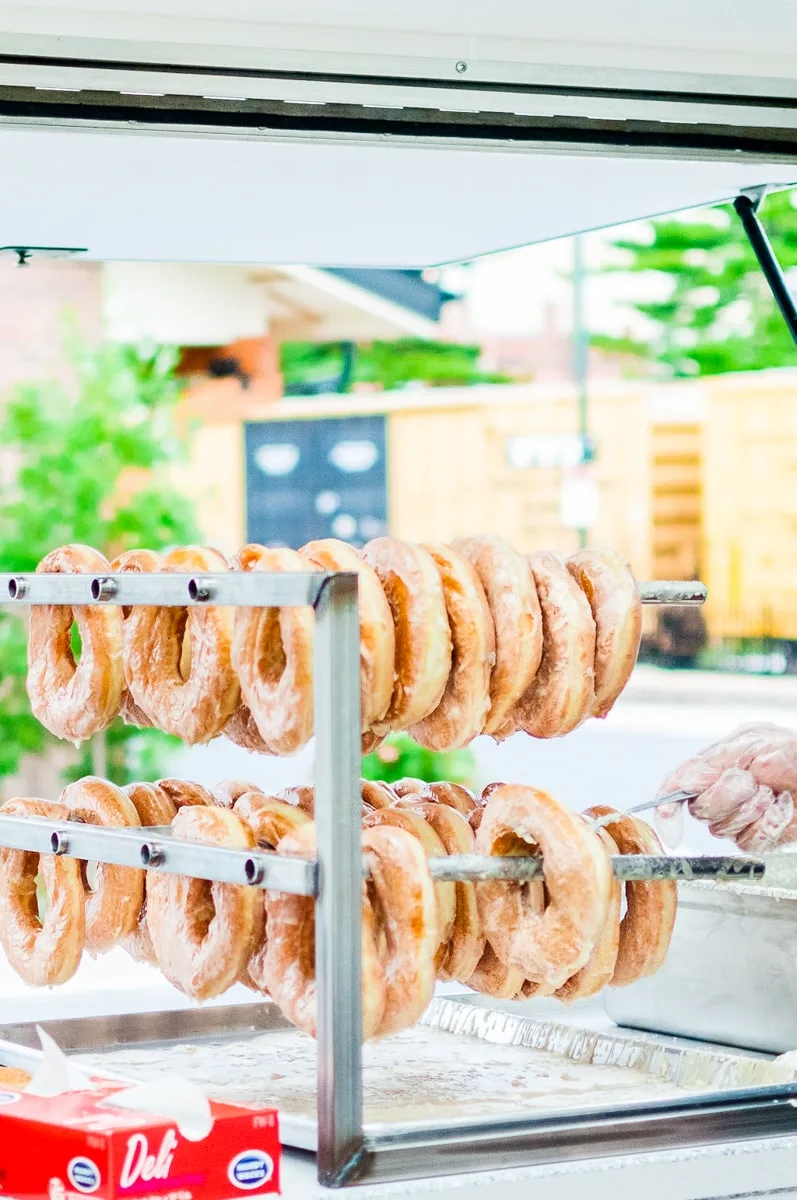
[590,789,694,830]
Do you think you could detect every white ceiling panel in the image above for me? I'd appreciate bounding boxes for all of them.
[0,125,794,267]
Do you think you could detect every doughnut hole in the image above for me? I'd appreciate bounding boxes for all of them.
[177,613,193,681]
[35,869,47,923]
[491,829,550,910]
[70,621,83,664]
[255,610,287,681]
[25,857,56,926]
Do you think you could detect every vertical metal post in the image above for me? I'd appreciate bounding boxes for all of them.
[734,190,797,348]
[313,572,364,1187]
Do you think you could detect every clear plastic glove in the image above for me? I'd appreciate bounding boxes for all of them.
[655,723,797,852]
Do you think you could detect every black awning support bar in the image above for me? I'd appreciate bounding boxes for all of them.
[734,188,797,348]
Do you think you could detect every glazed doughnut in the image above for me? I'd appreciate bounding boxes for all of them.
[123,546,240,744]
[0,798,86,986]
[61,776,144,955]
[362,806,455,968]
[233,791,312,993]
[156,779,214,808]
[278,784,316,816]
[111,548,162,729]
[231,545,315,756]
[233,792,311,847]
[360,780,399,809]
[554,827,621,1002]
[224,705,272,754]
[264,823,386,1038]
[121,782,177,966]
[278,783,376,820]
[300,538,395,732]
[210,780,261,809]
[425,781,479,816]
[360,537,451,731]
[567,548,642,718]
[466,944,525,1000]
[146,806,262,1001]
[363,823,438,1035]
[391,778,428,799]
[392,782,478,816]
[411,801,484,983]
[510,552,596,738]
[585,806,677,987]
[481,783,505,800]
[475,785,611,991]
[468,806,484,834]
[27,545,124,743]
[409,543,494,751]
[361,730,387,756]
[453,536,542,738]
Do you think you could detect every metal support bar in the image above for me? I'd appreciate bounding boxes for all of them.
[734,190,797,349]
[0,816,317,895]
[0,571,325,608]
[0,813,764,887]
[313,573,365,1187]
[0,573,705,609]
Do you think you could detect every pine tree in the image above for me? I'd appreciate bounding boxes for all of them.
[594,190,797,376]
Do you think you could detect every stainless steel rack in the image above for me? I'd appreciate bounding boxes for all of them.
[1,568,794,1188]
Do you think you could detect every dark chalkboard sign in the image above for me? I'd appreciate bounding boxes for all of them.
[245,415,388,549]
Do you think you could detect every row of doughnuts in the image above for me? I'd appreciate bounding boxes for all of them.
[26,536,642,754]
[0,774,675,1040]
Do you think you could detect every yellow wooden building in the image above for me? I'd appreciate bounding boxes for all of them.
[179,367,797,644]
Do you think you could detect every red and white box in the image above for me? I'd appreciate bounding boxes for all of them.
[0,1075,280,1200]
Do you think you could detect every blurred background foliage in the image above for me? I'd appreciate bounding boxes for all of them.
[0,334,197,785]
[362,732,477,789]
[595,190,797,377]
[281,338,509,396]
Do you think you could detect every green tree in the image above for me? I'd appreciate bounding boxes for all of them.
[281,338,509,394]
[0,337,197,785]
[362,732,477,788]
[594,189,797,377]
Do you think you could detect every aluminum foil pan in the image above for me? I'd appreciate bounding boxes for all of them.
[0,995,781,1151]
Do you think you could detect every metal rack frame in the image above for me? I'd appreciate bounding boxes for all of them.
[1,568,795,1187]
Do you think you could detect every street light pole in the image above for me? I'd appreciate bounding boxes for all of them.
[572,235,589,549]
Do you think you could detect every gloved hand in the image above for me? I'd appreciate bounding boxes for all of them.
[656,723,797,852]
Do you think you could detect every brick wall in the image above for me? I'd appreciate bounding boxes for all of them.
[0,258,103,393]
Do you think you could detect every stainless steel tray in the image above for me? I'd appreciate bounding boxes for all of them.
[605,876,797,1054]
[3,994,797,1167]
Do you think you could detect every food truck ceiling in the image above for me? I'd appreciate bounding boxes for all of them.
[1,0,797,266]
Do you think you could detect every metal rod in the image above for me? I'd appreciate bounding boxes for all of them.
[0,815,317,894]
[1,572,706,608]
[0,571,326,608]
[0,815,762,885]
[637,581,706,606]
[428,853,764,882]
[313,572,365,1187]
[734,191,797,349]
